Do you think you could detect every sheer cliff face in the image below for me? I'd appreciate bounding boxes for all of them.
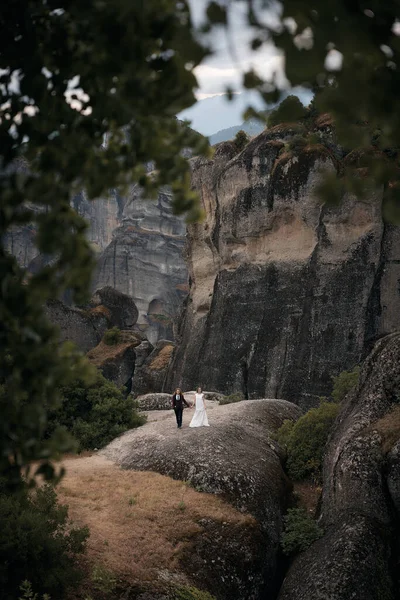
[5,186,187,345]
[93,185,188,345]
[167,129,400,408]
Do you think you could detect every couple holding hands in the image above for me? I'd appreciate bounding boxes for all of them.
[171,387,210,429]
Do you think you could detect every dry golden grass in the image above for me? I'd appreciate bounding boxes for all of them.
[57,455,255,585]
[367,406,400,453]
[149,345,174,371]
[89,305,112,319]
[86,340,135,366]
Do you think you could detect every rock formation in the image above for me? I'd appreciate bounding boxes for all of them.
[45,299,110,353]
[102,398,302,600]
[5,185,188,345]
[86,330,145,389]
[278,332,400,600]
[167,125,400,408]
[131,340,174,396]
[93,184,188,344]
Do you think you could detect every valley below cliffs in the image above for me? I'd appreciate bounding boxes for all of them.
[167,125,400,408]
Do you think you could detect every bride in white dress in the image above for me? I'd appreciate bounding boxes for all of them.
[189,387,210,427]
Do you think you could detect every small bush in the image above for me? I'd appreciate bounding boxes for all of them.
[281,508,323,556]
[219,392,245,405]
[103,327,122,345]
[91,564,117,594]
[288,134,308,153]
[276,401,340,482]
[234,129,249,151]
[46,372,146,450]
[268,95,308,127]
[0,485,88,599]
[331,366,360,403]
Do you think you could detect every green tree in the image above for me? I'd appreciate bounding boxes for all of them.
[268,95,308,127]
[234,129,250,151]
[281,508,323,556]
[0,484,89,599]
[276,401,340,482]
[331,366,360,403]
[0,1,210,488]
[46,372,146,450]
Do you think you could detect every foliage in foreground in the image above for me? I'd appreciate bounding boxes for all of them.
[46,372,146,450]
[276,401,340,482]
[281,508,323,556]
[331,366,360,403]
[0,0,209,490]
[0,484,88,600]
[219,392,245,405]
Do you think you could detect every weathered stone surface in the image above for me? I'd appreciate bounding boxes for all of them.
[131,340,174,396]
[93,184,188,344]
[102,399,302,599]
[167,127,400,408]
[135,393,173,411]
[278,332,400,600]
[5,186,187,345]
[86,331,144,388]
[91,285,138,329]
[45,299,109,353]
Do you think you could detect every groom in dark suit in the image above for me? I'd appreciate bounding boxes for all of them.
[171,388,190,428]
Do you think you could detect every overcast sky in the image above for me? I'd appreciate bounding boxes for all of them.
[180,1,300,134]
[187,0,285,99]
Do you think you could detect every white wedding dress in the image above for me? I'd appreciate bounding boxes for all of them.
[189,393,210,427]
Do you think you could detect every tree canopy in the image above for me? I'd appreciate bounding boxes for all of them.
[0,0,210,487]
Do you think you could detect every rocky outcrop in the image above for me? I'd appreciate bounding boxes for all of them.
[5,185,187,345]
[167,130,400,408]
[278,332,400,600]
[131,340,174,396]
[135,393,173,411]
[93,184,188,344]
[45,299,110,353]
[90,285,138,330]
[44,287,139,356]
[102,398,302,599]
[87,331,145,388]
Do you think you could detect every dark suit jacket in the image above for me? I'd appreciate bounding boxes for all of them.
[172,393,189,409]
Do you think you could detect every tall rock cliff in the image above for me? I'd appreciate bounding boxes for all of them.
[167,125,400,408]
[93,184,188,344]
[4,185,188,345]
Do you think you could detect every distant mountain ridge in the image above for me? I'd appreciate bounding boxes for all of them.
[209,113,271,145]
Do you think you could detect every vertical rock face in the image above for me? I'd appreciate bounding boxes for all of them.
[278,332,400,600]
[167,128,400,408]
[93,185,188,345]
[4,186,188,345]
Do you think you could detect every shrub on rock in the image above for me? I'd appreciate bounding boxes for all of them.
[276,401,340,482]
[268,95,308,127]
[331,365,360,403]
[219,392,245,405]
[103,326,122,346]
[234,130,250,151]
[281,508,323,556]
[46,372,146,450]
